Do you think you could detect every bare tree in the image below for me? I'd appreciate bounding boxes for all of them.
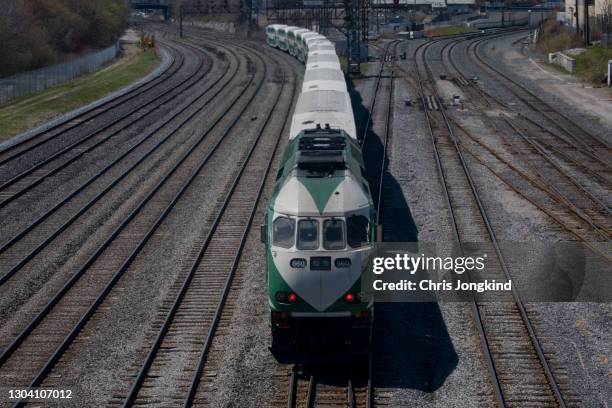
[598,0,612,44]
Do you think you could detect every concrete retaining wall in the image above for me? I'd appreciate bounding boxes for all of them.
[548,52,576,73]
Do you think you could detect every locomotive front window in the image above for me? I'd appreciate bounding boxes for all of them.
[297,220,319,250]
[323,219,345,250]
[273,217,295,248]
[347,215,369,248]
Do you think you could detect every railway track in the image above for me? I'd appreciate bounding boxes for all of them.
[0,40,241,290]
[408,36,571,407]
[114,37,295,407]
[279,364,369,408]
[437,34,612,248]
[0,40,190,176]
[0,32,279,407]
[0,40,212,209]
[0,40,177,164]
[360,40,397,408]
[471,36,612,166]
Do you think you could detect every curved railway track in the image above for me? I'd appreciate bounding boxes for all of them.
[0,30,288,407]
[0,40,238,288]
[0,40,188,171]
[0,40,213,209]
[1,23,605,407]
[115,35,296,408]
[448,35,611,209]
[438,34,612,248]
[0,42,177,163]
[405,35,570,407]
[470,36,612,163]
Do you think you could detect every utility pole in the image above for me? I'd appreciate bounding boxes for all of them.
[344,0,365,75]
[575,0,579,35]
[584,0,590,45]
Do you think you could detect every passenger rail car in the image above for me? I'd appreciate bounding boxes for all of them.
[302,68,347,93]
[264,25,374,349]
[266,24,287,48]
[306,54,341,70]
[290,90,356,140]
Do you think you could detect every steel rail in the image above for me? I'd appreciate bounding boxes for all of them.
[0,41,179,164]
[182,59,294,408]
[375,65,394,226]
[4,46,267,407]
[413,37,508,407]
[360,40,398,149]
[287,367,298,408]
[445,36,612,187]
[442,38,612,224]
[347,378,355,408]
[0,40,208,207]
[418,36,568,408]
[471,34,612,163]
[363,40,399,408]
[306,374,316,408]
[0,41,241,287]
[118,40,292,406]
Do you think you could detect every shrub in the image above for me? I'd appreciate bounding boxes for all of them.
[536,20,583,53]
[574,45,612,84]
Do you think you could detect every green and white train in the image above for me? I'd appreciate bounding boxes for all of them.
[263,25,375,349]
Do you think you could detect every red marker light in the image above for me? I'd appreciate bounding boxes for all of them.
[289,293,297,303]
[345,293,355,302]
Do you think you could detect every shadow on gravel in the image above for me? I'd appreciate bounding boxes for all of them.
[349,76,459,392]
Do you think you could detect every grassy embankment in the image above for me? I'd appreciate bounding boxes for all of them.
[426,25,478,37]
[574,46,612,84]
[537,21,612,85]
[0,49,159,141]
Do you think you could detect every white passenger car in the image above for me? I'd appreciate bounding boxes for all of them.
[286,27,309,57]
[306,53,341,70]
[276,26,289,51]
[266,24,287,48]
[302,68,347,93]
[289,90,356,140]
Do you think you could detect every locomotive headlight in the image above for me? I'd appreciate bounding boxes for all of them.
[334,258,351,268]
[275,291,287,302]
[290,258,307,268]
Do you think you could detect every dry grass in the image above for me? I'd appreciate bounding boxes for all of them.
[536,20,583,53]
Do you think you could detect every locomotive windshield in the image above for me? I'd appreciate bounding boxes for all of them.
[297,220,318,250]
[272,215,370,250]
[272,217,294,248]
[347,215,369,248]
[323,219,345,250]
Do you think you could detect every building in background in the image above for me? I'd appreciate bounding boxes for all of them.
[564,0,612,43]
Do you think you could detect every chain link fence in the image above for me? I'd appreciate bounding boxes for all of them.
[0,42,120,105]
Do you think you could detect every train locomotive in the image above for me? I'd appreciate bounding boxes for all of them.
[263,25,376,349]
